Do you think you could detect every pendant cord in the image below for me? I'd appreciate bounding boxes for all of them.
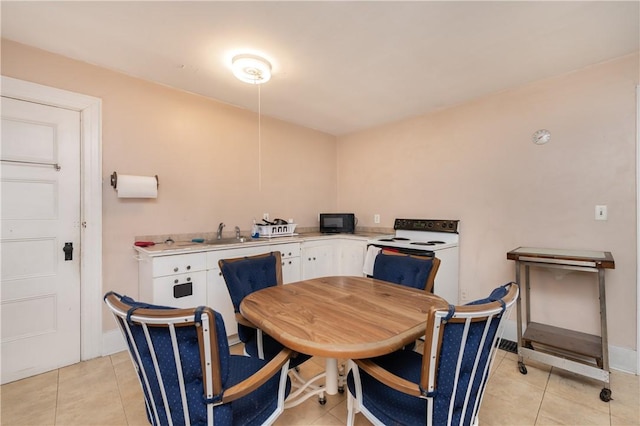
[258,84,262,192]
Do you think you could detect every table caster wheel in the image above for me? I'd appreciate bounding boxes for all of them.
[518,362,528,375]
[600,388,612,402]
[338,386,344,394]
[319,396,327,405]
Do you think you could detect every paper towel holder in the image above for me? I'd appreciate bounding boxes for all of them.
[110,171,159,190]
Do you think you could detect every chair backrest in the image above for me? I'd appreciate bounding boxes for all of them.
[104,292,229,426]
[372,250,440,292]
[421,282,519,426]
[218,251,283,312]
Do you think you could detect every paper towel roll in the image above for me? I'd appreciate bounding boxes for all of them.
[116,174,158,198]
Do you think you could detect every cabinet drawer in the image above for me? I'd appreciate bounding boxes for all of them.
[206,243,300,268]
[271,243,300,259]
[152,253,206,277]
[151,271,207,308]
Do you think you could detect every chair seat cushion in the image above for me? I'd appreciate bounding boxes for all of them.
[347,350,427,426]
[224,355,291,425]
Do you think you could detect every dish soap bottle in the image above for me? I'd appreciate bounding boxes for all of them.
[251,219,260,238]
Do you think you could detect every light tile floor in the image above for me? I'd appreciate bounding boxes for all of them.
[1,345,638,425]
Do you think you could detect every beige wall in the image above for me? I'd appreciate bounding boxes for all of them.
[1,40,338,330]
[337,54,639,350]
[2,39,638,352]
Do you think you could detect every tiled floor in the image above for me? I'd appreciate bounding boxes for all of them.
[1,345,638,425]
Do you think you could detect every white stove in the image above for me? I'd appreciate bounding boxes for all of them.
[367,219,460,304]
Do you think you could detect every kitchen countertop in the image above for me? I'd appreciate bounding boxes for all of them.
[134,230,392,256]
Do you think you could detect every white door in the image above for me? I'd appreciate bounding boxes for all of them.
[1,97,81,384]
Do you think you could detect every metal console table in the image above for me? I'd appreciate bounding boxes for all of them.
[506,247,615,402]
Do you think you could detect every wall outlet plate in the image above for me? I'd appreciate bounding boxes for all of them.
[595,205,607,221]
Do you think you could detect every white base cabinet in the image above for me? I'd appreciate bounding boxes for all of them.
[138,252,208,309]
[137,237,368,342]
[301,240,337,280]
[338,239,366,276]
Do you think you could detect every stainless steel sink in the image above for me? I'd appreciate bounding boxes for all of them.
[205,237,255,245]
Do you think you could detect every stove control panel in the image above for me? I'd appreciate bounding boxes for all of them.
[394,219,459,233]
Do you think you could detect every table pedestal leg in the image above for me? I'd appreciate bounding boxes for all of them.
[325,358,338,395]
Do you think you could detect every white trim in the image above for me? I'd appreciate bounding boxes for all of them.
[102,328,127,356]
[1,76,103,360]
[637,84,640,376]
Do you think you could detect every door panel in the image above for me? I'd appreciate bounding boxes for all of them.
[1,97,81,384]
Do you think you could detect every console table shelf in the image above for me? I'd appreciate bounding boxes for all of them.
[506,247,615,402]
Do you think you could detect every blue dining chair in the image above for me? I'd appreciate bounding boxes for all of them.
[346,282,519,426]
[104,291,292,426]
[372,250,441,293]
[218,251,326,406]
[373,251,441,351]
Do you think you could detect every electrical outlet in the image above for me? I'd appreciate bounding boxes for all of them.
[595,205,607,221]
[374,214,380,224]
[460,290,468,302]
[263,213,269,221]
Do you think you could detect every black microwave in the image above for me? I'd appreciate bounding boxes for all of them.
[319,213,356,234]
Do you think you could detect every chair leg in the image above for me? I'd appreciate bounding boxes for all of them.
[346,392,357,426]
[338,361,346,393]
[284,369,327,408]
[346,360,360,426]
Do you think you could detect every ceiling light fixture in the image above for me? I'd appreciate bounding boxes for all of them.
[231,54,272,84]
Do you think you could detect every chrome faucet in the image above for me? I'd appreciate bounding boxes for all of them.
[235,226,241,239]
[217,222,225,239]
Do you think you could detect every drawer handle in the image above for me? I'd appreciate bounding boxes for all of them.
[186,265,191,270]
[174,279,179,284]
[186,277,191,282]
[174,267,179,272]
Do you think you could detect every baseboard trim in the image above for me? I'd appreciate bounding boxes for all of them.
[102,329,126,356]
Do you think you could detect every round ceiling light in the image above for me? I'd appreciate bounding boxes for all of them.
[231,54,272,84]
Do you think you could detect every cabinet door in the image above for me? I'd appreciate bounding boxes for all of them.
[282,256,301,284]
[339,240,366,276]
[302,242,336,280]
[206,269,238,339]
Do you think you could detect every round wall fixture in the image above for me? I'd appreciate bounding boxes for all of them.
[532,129,551,145]
[231,54,272,84]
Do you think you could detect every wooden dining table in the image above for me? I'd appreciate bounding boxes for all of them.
[239,275,449,395]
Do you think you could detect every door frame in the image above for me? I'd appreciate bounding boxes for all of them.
[1,76,103,360]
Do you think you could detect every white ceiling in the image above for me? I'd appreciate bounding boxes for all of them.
[2,1,638,136]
